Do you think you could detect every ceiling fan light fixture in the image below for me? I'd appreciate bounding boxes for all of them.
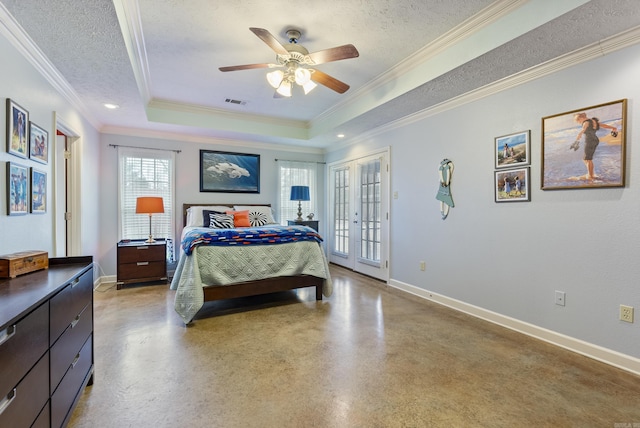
[294,68,311,85]
[302,80,317,94]
[266,70,284,88]
[276,80,292,97]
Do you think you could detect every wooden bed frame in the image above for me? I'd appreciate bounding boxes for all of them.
[181,203,324,304]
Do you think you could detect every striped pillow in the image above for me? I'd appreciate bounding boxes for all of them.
[208,213,234,229]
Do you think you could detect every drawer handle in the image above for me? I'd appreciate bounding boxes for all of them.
[0,324,16,346]
[136,246,149,250]
[0,388,16,416]
[71,314,81,329]
[70,277,80,288]
[137,262,149,266]
[71,353,80,369]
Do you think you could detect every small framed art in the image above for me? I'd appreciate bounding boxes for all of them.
[29,122,48,164]
[6,99,29,158]
[495,130,530,169]
[541,99,626,190]
[6,162,29,215]
[31,168,47,213]
[199,149,260,193]
[495,167,530,203]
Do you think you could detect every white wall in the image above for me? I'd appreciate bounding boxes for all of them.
[327,43,640,363]
[0,27,100,269]
[97,133,325,277]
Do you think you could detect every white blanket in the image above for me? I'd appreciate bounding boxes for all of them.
[170,240,332,323]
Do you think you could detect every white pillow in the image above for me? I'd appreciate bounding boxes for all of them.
[186,205,233,227]
[233,205,276,224]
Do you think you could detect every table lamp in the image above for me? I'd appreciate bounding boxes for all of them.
[290,185,310,222]
[135,196,164,243]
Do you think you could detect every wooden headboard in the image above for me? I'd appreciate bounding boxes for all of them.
[182,203,271,227]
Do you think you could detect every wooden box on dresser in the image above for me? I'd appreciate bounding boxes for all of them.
[0,256,94,428]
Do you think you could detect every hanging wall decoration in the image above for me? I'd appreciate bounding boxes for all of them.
[436,159,454,220]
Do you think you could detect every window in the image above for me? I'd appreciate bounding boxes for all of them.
[277,160,317,224]
[118,147,175,257]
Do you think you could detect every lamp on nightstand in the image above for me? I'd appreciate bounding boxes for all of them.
[290,185,310,222]
[136,196,164,243]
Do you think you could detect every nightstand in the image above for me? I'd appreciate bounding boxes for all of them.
[287,220,319,232]
[117,239,167,289]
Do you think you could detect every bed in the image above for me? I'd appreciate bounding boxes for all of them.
[170,203,332,323]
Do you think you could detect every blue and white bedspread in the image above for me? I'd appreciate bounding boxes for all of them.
[181,225,322,255]
[170,226,332,323]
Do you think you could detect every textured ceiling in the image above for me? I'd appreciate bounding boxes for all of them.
[1,0,640,150]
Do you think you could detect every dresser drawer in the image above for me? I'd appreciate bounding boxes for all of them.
[0,351,49,428]
[31,401,50,428]
[50,269,93,345]
[118,244,165,263]
[118,260,166,281]
[0,303,48,397]
[50,304,92,392]
[51,335,93,428]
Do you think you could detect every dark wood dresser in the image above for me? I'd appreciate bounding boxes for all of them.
[0,256,94,428]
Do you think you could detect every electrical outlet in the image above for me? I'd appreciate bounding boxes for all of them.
[620,305,634,323]
[419,261,426,271]
[555,290,565,306]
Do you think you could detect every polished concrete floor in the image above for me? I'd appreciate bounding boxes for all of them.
[69,265,640,427]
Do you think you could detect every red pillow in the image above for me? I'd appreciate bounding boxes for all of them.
[226,210,250,227]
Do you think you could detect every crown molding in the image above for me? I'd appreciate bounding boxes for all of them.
[0,3,100,130]
[328,24,640,154]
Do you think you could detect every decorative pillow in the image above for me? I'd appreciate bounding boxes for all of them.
[226,210,251,227]
[208,213,234,229]
[203,210,225,227]
[186,205,233,227]
[233,205,276,224]
[248,210,270,227]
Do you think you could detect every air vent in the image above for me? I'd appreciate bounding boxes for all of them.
[224,98,247,105]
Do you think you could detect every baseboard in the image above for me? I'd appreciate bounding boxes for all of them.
[389,279,640,376]
[95,274,117,289]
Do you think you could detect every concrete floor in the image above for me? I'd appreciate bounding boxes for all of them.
[69,265,640,427]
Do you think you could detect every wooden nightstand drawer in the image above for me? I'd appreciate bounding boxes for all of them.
[118,261,166,281]
[118,244,165,263]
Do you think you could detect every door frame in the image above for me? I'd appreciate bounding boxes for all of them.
[327,147,390,282]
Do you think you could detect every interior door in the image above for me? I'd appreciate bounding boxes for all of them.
[328,150,389,281]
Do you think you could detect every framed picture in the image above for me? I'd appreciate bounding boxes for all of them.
[495,167,530,203]
[200,149,260,193]
[29,122,48,164]
[495,130,530,169]
[6,99,29,158]
[542,99,626,190]
[6,162,29,215]
[31,168,47,213]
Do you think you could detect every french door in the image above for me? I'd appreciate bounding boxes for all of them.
[328,150,389,281]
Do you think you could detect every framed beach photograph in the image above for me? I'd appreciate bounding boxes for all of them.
[6,162,29,215]
[495,130,530,169]
[29,122,49,164]
[541,99,626,190]
[495,167,530,203]
[31,168,47,213]
[6,99,29,158]
[200,149,260,193]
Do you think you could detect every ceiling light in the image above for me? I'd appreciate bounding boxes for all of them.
[266,70,284,88]
[276,80,292,97]
[103,103,120,109]
[337,134,345,138]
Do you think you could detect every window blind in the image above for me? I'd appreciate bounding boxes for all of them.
[277,160,317,224]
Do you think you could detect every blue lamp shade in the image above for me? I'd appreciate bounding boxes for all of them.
[290,186,310,201]
[290,186,310,222]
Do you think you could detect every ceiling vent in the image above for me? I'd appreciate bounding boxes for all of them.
[225,98,247,105]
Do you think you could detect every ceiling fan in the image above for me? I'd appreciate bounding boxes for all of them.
[219,27,359,97]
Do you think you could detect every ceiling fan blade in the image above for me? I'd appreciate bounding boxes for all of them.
[307,44,359,65]
[310,69,350,94]
[219,63,279,72]
[249,27,289,56]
